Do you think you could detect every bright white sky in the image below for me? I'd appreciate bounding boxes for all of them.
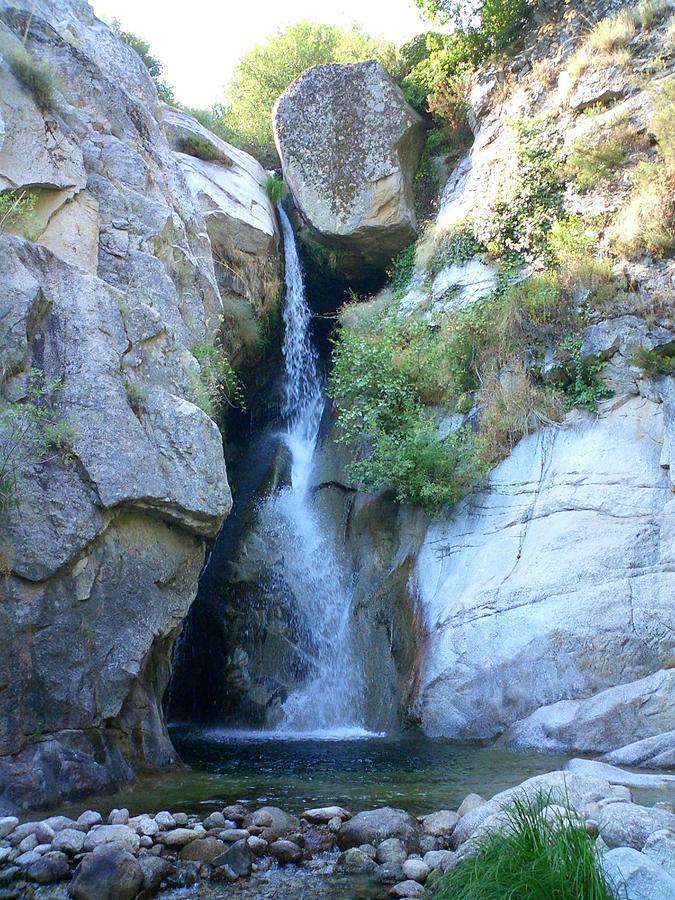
[90,0,427,108]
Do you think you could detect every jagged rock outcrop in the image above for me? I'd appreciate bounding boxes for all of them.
[0,0,279,812]
[273,60,425,281]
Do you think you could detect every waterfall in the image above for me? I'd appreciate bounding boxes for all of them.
[254,206,366,736]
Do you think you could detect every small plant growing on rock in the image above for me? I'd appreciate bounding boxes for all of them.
[388,243,417,301]
[432,220,485,274]
[178,135,230,164]
[0,189,39,238]
[631,344,675,375]
[567,10,636,83]
[189,340,244,419]
[566,121,648,190]
[265,174,285,204]
[124,380,149,413]
[3,42,56,110]
[0,369,75,515]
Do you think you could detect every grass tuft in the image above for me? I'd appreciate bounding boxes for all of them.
[435,792,615,900]
[3,42,56,110]
[265,173,285,204]
[178,134,230,164]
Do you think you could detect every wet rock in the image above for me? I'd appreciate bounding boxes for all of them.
[328,816,342,833]
[83,824,140,854]
[179,837,225,863]
[26,850,70,883]
[457,794,485,817]
[246,835,268,855]
[52,828,86,854]
[173,814,189,827]
[302,825,335,854]
[9,822,38,845]
[220,828,249,842]
[374,861,406,884]
[335,847,377,875]
[389,880,425,898]
[34,822,55,843]
[376,838,408,865]
[420,810,460,839]
[565,758,675,790]
[643,830,675,879]
[302,806,352,823]
[138,855,175,894]
[598,803,675,850]
[402,857,430,882]
[15,849,42,867]
[269,839,303,864]
[602,846,675,900]
[213,839,252,877]
[338,807,420,853]
[423,849,455,870]
[222,805,247,824]
[70,843,144,900]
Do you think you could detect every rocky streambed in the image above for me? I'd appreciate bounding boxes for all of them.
[1,761,675,899]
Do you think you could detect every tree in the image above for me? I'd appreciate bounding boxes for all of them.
[216,21,403,165]
[412,0,531,57]
[111,19,175,104]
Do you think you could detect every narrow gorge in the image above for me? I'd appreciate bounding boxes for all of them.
[0,0,673,897]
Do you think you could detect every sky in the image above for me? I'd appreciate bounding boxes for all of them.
[90,0,427,109]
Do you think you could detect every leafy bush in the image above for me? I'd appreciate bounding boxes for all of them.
[553,338,614,410]
[3,42,56,109]
[432,220,486,273]
[0,189,38,238]
[178,134,229,164]
[413,0,531,60]
[566,122,647,190]
[435,792,615,900]
[265,174,285,204]
[389,244,417,300]
[111,18,175,103]
[631,344,675,374]
[189,340,244,418]
[216,21,401,164]
[0,370,75,514]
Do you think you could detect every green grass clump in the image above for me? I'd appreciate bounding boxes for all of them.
[435,793,615,900]
[566,120,648,190]
[265,174,285,204]
[4,44,56,110]
[432,221,485,274]
[0,189,38,238]
[388,244,417,301]
[189,340,244,419]
[631,344,675,374]
[178,134,229,164]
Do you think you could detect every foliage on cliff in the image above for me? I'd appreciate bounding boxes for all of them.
[111,18,175,103]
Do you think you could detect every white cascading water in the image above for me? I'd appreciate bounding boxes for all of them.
[257,207,366,736]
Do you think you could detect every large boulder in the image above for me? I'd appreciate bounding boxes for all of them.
[602,730,675,770]
[601,847,675,900]
[273,60,425,281]
[412,396,675,742]
[338,807,420,853]
[70,842,144,900]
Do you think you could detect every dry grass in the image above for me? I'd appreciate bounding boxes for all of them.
[609,162,675,257]
[0,548,11,580]
[665,14,675,51]
[566,120,650,188]
[567,10,636,82]
[221,295,263,356]
[213,241,281,320]
[631,0,674,29]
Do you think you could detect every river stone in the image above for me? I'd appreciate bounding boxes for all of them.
[376,838,408,865]
[389,879,425,897]
[132,816,159,838]
[598,803,675,850]
[420,810,460,838]
[269,839,303,864]
[602,846,675,900]
[108,808,129,825]
[203,812,226,830]
[424,849,456,870]
[565,758,675,790]
[222,805,247,823]
[374,861,406,884]
[52,828,86,854]
[273,60,425,280]
[138,856,176,894]
[302,805,352,823]
[159,827,199,849]
[220,828,249,842]
[602,731,675,770]
[457,794,485,818]
[302,825,335,854]
[179,836,225,863]
[18,833,39,853]
[83,824,140,854]
[338,807,420,853]
[34,822,55,843]
[154,811,176,830]
[78,811,102,829]
[16,849,42,866]
[246,835,268,855]
[643,830,675,878]
[213,839,252,877]
[0,847,10,865]
[173,813,189,827]
[26,850,70,883]
[70,843,144,900]
[336,847,377,874]
[245,807,299,841]
[10,822,39,845]
[403,857,430,882]
[0,816,18,839]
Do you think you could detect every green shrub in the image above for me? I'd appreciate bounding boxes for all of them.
[0,189,38,238]
[111,18,175,103]
[631,344,675,374]
[0,369,75,514]
[553,338,614,410]
[432,220,486,273]
[265,174,285,204]
[566,122,647,190]
[3,43,55,110]
[389,244,417,301]
[413,0,530,61]
[189,341,244,418]
[178,134,229,164]
[435,792,615,900]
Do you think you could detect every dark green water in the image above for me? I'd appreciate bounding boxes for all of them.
[52,726,570,820]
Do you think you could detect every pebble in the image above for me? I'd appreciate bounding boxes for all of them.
[155,810,176,829]
[77,810,102,829]
[220,828,249,842]
[402,857,430,882]
[389,879,425,898]
[52,827,86,854]
[108,807,130,825]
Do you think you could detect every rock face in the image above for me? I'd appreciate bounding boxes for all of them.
[412,396,674,743]
[0,0,279,811]
[273,60,425,280]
